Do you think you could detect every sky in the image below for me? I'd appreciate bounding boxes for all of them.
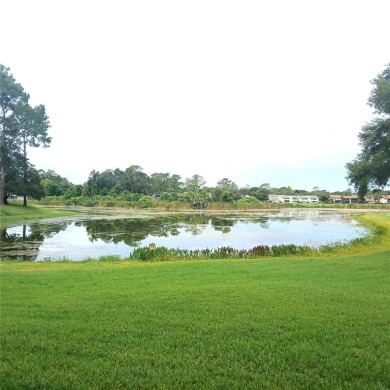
[1,0,389,192]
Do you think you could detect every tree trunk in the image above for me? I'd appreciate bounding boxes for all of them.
[0,166,5,206]
[23,140,28,206]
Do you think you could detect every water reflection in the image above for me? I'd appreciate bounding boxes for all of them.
[0,211,367,261]
[1,221,73,260]
[79,214,268,244]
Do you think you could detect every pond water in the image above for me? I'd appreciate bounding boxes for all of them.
[1,209,369,261]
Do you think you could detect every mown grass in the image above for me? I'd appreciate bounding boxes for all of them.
[1,239,390,387]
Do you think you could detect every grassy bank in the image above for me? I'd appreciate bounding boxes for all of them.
[0,203,81,227]
[1,220,390,389]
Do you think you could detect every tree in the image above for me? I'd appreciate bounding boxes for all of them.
[0,65,51,205]
[150,172,183,196]
[95,169,120,195]
[168,174,183,193]
[346,63,390,199]
[39,169,75,197]
[3,156,45,204]
[368,64,390,115]
[16,103,51,205]
[277,186,295,195]
[1,65,28,204]
[184,174,206,192]
[184,175,209,208]
[84,170,100,196]
[213,178,239,202]
[121,165,150,194]
[252,183,272,201]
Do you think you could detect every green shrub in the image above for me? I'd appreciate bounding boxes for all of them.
[248,245,272,257]
[138,195,155,208]
[237,196,260,204]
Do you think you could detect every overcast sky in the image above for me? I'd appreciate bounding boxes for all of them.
[1,0,389,191]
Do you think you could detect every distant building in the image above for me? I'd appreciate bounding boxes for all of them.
[329,194,390,204]
[379,195,390,204]
[365,196,376,204]
[329,195,359,204]
[268,194,319,203]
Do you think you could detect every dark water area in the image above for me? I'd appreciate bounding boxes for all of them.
[0,210,369,261]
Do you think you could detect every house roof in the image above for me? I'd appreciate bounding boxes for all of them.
[329,194,358,199]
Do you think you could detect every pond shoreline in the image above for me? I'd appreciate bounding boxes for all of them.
[1,207,379,261]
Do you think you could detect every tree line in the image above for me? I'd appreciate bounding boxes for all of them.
[1,63,390,206]
[37,167,351,207]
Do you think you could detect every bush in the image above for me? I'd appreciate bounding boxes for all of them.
[248,245,272,257]
[139,195,155,208]
[131,246,173,261]
[237,196,260,204]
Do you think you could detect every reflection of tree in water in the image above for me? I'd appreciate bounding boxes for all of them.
[80,215,275,243]
[183,224,205,235]
[181,214,209,235]
[31,221,73,238]
[269,216,323,227]
[269,217,293,225]
[0,221,72,260]
[210,217,235,233]
[80,214,220,243]
[210,216,270,231]
[214,225,232,233]
[255,217,270,229]
[79,217,184,246]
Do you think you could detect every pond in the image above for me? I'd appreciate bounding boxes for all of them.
[1,209,369,261]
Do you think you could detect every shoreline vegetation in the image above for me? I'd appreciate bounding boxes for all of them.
[1,205,389,388]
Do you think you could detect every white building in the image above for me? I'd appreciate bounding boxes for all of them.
[268,194,319,203]
[379,195,390,204]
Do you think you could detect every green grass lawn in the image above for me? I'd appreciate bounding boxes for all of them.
[1,252,389,389]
